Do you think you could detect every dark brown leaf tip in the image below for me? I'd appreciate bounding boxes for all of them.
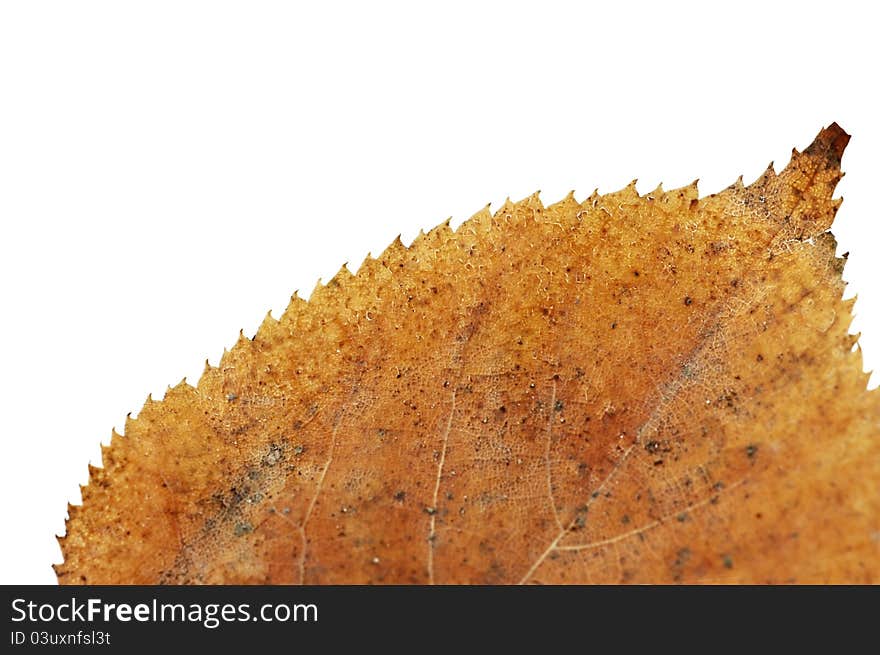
[805,122,850,168]
[768,122,849,240]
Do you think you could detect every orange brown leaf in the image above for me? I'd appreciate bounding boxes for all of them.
[56,124,880,584]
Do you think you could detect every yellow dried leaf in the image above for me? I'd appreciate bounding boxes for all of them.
[57,124,879,584]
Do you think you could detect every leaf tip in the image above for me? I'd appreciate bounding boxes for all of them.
[808,122,850,166]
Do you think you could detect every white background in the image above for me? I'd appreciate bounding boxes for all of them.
[1,1,877,584]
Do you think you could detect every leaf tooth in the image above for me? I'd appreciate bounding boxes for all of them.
[255,309,279,342]
[235,328,251,345]
[129,383,175,425]
[86,464,103,488]
[468,203,494,231]
[123,411,135,436]
[742,163,775,191]
[339,262,354,277]
[307,278,326,301]
[602,179,639,202]
[846,331,861,351]
[844,339,870,389]
[330,262,355,287]
[102,437,118,467]
[665,179,699,204]
[420,218,453,246]
[62,506,77,527]
[647,182,664,199]
[220,331,253,371]
[837,305,856,336]
[377,234,406,263]
[164,377,195,401]
[409,228,429,249]
[514,190,543,213]
[217,346,231,369]
[781,146,804,174]
[491,191,538,225]
[548,190,579,213]
[356,252,373,272]
[278,290,308,326]
[355,251,383,277]
[495,197,516,217]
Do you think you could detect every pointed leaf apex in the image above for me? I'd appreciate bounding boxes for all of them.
[806,122,850,166]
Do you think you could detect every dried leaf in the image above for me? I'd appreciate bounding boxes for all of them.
[57,124,879,584]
